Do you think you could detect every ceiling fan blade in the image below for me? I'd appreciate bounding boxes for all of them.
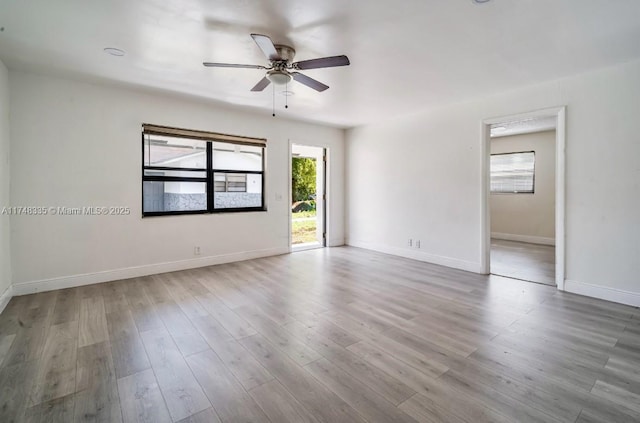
[250,76,271,92]
[291,72,329,92]
[203,62,266,69]
[293,55,350,70]
[251,34,281,61]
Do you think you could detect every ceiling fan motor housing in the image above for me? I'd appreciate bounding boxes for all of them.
[267,45,295,85]
[273,45,296,63]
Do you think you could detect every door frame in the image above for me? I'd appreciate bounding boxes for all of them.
[289,141,328,251]
[480,106,566,290]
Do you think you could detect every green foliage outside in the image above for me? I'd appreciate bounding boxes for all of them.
[291,157,318,244]
[292,219,317,244]
[291,200,316,213]
[292,157,316,202]
[292,210,316,218]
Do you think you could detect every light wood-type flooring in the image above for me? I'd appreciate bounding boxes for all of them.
[1,246,639,423]
[491,239,556,285]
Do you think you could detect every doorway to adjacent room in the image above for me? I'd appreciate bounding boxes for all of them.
[482,107,566,288]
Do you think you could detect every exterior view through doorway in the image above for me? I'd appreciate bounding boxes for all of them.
[291,144,326,250]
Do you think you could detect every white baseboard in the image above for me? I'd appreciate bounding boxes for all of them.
[491,232,555,246]
[0,284,13,314]
[346,239,482,273]
[565,279,640,308]
[12,247,289,296]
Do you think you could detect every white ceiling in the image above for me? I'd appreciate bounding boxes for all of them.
[490,116,557,138]
[1,0,640,128]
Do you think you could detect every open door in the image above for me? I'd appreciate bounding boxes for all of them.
[291,144,326,250]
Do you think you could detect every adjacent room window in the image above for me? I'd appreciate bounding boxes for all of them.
[142,124,266,216]
[490,151,535,194]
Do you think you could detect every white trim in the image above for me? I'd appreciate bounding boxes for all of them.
[555,107,566,290]
[482,106,566,290]
[491,232,555,246]
[565,279,640,308]
[480,122,491,274]
[288,140,293,252]
[11,247,289,296]
[322,147,328,248]
[0,284,13,314]
[483,107,567,124]
[347,239,482,273]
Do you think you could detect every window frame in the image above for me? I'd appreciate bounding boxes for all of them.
[141,125,266,217]
[489,150,536,194]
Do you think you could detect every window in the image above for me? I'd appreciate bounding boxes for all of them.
[142,124,266,216]
[214,173,247,192]
[490,151,535,193]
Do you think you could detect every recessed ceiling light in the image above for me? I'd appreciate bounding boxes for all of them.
[281,90,295,97]
[103,47,125,57]
[472,0,491,4]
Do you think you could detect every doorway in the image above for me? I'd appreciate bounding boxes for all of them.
[291,144,326,250]
[482,107,566,289]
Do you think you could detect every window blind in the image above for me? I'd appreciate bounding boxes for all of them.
[142,124,266,147]
[490,151,535,193]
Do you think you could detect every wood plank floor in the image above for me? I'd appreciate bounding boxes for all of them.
[1,246,639,423]
[491,239,556,285]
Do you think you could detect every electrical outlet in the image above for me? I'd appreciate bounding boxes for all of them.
[408,238,413,247]
[194,246,201,255]
[416,240,421,248]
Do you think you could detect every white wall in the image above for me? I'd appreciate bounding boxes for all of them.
[0,59,11,310]
[490,131,556,244]
[346,58,640,306]
[9,71,344,292]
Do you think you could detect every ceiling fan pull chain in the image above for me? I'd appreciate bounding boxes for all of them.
[285,81,289,109]
[272,84,276,117]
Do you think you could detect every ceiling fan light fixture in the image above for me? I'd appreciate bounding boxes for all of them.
[266,70,292,85]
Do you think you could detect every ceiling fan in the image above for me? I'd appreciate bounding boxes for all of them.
[203,34,350,92]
